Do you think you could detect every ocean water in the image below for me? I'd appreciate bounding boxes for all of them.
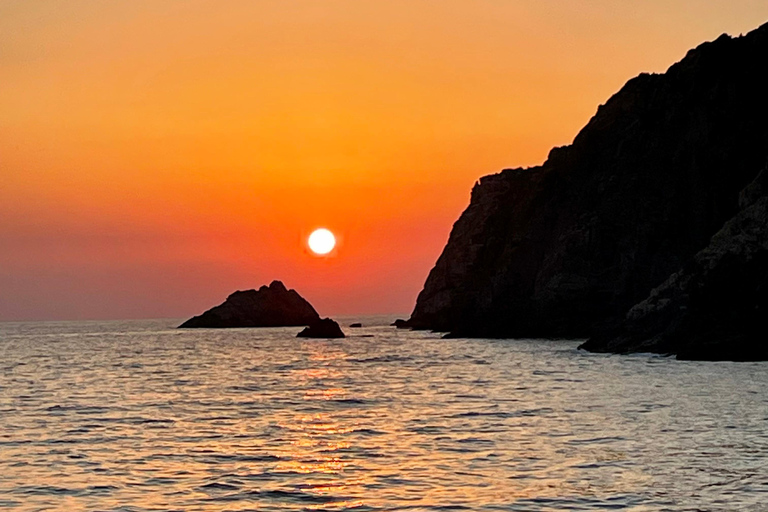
[0,318,766,511]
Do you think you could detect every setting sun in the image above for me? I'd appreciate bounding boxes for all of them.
[1,3,766,511]
[308,228,336,255]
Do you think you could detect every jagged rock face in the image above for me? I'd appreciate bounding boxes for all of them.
[179,280,319,328]
[297,318,345,338]
[407,23,768,338]
[581,169,768,360]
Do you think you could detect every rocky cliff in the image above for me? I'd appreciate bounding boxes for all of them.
[179,280,320,328]
[406,22,768,351]
[580,168,768,360]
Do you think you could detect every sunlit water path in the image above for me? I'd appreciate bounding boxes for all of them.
[1,318,767,511]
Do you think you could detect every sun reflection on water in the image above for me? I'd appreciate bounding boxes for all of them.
[1,321,766,511]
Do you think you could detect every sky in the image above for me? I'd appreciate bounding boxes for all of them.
[2,1,768,321]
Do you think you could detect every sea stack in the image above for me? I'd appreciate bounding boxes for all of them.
[297,318,346,338]
[404,22,768,360]
[179,280,320,328]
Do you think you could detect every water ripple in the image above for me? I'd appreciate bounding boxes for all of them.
[1,318,767,511]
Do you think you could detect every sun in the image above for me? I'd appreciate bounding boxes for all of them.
[308,228,336,255]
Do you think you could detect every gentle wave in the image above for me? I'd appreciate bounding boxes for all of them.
[1,318,767,511]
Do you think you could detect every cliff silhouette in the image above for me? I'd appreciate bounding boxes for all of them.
[406,22,768,359]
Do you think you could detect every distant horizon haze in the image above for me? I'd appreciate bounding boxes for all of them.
[2,1,768,321]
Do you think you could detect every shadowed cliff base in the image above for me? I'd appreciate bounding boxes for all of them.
[580,168,768,360]
[405,21,768,359]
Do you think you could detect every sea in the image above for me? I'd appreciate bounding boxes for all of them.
[1,317,766,511]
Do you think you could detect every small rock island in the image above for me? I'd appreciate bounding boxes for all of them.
[297,318,346,338]
[179,280,320,328]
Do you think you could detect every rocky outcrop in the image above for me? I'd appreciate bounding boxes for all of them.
[297,318,345,338]
[580,169,768,360]
[179,281,319,328]
[406,22,768,350]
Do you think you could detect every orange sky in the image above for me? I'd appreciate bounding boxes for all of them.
[2,1,767,321]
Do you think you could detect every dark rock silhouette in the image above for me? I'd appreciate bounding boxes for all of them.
[297,318,345,338]
[179,281,319,328]
[349,323,363,328]
[391,319,409,328]
[580,168,768,360]
[405,22,768,359]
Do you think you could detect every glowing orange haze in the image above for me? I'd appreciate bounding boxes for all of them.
[2,1,767,321]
